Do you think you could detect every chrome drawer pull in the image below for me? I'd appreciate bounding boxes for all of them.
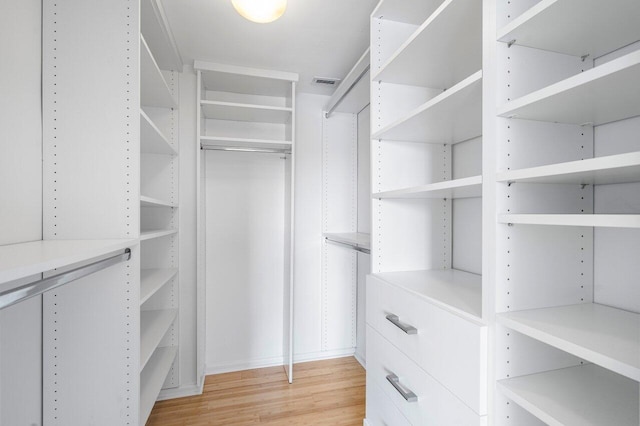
[385,314,417,334]
[386,373,418,403]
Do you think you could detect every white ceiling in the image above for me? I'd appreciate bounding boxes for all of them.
[160,0,378,95]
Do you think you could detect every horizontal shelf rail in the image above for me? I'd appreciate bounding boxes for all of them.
[201,144,291,155]
[0,248,131,310]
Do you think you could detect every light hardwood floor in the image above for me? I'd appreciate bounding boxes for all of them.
[147,356,366,425]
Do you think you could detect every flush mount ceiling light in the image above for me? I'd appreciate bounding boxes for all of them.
[232,0,287,23]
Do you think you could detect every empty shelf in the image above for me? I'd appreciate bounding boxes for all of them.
[140,35,176,108]
[498,0,640,59]
[374,175,482,199]
[200,136,292,151]
[497,303,640,381]
[140,229,177,241]
[140,110,175,155]
[373,70,482,144]
[498,50,640,126]
[201,100,292,124]
[371,0,445,26]
[140,268,178,305]
[373,0,481,89]
[324,233,371,251]
[498,364,639,426]
[140,309,178,371]
[499,214,640,228]
[140,346,178,426]
[140,195,176,208]
[373,269,482,323]
[497,152,640,185]
[0,239,135,285]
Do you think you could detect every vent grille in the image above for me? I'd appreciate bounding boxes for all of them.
[313,76,341,86]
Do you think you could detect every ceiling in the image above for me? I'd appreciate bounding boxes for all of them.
[160,0,378,95]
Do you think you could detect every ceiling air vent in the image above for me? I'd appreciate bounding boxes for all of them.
[312,76,341,86]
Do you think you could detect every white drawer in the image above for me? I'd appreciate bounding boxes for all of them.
[366,274,487,415]
[367,325,484,426]
[366,376,412,426]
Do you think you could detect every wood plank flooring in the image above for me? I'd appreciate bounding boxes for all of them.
[147,356,366,425]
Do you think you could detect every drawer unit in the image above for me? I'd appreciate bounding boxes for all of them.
[366,274,487,415]
[367,325,485,425]
[366,376,412,426]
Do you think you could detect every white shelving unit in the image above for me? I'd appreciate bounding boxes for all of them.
[367,0,487,423]
[498,364,639,426]
[139,6,181,423]
[322,49,372,366]
[195,61,298,383]
[493,1,640,424]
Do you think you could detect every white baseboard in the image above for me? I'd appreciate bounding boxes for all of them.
[205,355,284,375]
[204,349,357,376]
[157,384,203,401]
[293,347,355,364]
[354,351,366,369]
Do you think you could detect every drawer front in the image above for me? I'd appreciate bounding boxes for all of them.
[366,274,487,415]
[366,377,412,426]
[367,325,483,426]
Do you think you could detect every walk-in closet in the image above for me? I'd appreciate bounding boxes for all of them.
[1,0,639,425]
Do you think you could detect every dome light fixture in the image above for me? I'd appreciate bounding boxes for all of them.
[231,0,287,24]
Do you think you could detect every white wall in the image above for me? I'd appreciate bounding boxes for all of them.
[292,93,328,359]
[0,1,43,424]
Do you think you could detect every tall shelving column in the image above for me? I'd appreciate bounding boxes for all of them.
[139,26,180,426]
[41,0,141,424]
[366,0,487,424]
[492,0,640,424]
[195,61,298,382]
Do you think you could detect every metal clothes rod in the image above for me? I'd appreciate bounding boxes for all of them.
[201,145,291,155]
[325,237,371,255]
[325,65,370,119]
[0,248,132,311]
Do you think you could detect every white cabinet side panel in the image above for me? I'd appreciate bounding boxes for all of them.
[358,105,372,234]
[322,112,357,351]
[42,0,140,240]
[292,93,326,357]
[43,254,140,425]
[205,151,285,371]
[0,297,42,426]
[0,0,42,245]
[453,197,482,274]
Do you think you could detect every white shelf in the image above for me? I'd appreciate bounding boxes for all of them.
[140,346,178,426]
[373,269,482,323]
[196,61,297,97]
[200,136,292,151]
[140,308,178,371]
[200,100,292,124]
[498,50,640,125]
[140,110,175,155]
[140,195,176,208]
[140,229,177,241]
[497,152,640,185]
[371,0,445,26]
[140,268,178,305]
[372,70,482,144]
[497,303,640,381]
[140,35,176,108]
[0,239,135,286]
[374,175,482,199]
[498,364,639,426]
[499,214,640,228]
[497,0,640,59]
[373,0,481,89]
[323,232,371,251]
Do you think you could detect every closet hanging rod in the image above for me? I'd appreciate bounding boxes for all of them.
[325,237,371,255]
[325,49,370,119]
[201,145,291,154]
[0,248,131,311]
